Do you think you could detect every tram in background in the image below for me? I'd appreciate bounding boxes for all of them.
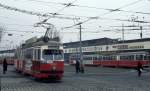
[0,51,15,65]
[0,57,14,65]
[69,52,150,68]
[67,38,150,68]
[14,37,64,80]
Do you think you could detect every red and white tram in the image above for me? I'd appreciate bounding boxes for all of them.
[67,38,150,68]
[14,38,64,80]
[69,52,150,68]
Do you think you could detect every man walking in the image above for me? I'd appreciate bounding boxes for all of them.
[3,58,8,74]
[137,61,143,77]
[75,60,80,73]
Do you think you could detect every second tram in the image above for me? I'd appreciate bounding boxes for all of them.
[69,52,150,67]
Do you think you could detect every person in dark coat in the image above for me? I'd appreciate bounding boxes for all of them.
[137,61,143,77]
[3,58,8,74]
[75,60,80,73]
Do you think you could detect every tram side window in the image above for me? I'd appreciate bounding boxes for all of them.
[120,56,126,60]
[103,56,109,60]
[136,55,143,60]
[84,56,89,60]
[38,49,41,60]
[93,56,97,60]
[111,56,116,60]
[34,50,37,60]
[84,56,92,60]
[147,55,150,60]
[98,56,102,60]
[83,56,87,60]
[70,55,79,61]
[144,55,150,60]
[120,55,133,60]
[103,56,111,60]
[72,56,76,60]
[103,56,106,60]
[24,49,33,59]
[129,55,134,60]
[108,56,112,60]
[15,50,22,59]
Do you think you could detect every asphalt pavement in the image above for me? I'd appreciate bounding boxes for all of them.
[0,64,150,91]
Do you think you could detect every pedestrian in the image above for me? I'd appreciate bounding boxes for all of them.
[75,60,80,73]
[80,64,85,73]
[137,61,143,77]
[3,58,8,74]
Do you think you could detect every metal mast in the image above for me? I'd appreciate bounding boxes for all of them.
[140,26,143,39]
[79,24,84,73]
[122,24,124,43]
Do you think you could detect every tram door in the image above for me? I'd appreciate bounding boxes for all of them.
[24,48,34,73]
[32,48,41,72]
[33,49,41,61]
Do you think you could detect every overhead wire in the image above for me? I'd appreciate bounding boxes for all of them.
[8,0,149,28]
[1,0,147,25]
[17,0,150,25]
[37,0,78,23]
[15,0,150,29]
[57,0,77,13]
[1,0,149,39]
[113,0,143,10]
[0,22,33,27]
[62,0,144,29]
[0,1,79,38]
[0,3,78,20]
[19,0,64,5]
[20,0,150,15]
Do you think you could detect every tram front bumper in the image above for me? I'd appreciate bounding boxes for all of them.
[32,71,64,79]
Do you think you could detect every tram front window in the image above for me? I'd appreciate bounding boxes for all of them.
[42,50,53,61]
[42,50,63,61]
[54,54,63,60]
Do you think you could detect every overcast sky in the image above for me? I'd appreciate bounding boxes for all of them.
[0,0,150,50]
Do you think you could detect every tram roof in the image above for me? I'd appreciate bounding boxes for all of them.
[22,40,62,49]
[21,37,62,49]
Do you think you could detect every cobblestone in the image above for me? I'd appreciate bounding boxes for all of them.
[0,65,150,91]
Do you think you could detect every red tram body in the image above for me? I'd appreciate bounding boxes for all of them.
[69,52,150,68]
[14,37,64,80]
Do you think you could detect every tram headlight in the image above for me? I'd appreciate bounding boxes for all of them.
[52,66,56,71]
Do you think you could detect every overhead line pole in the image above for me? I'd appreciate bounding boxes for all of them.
[122,24,125,43]
[140,26,143,39]
[79,24,84,73]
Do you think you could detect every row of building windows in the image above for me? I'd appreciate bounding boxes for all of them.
[64,44,146,53]
[64,46,107,53]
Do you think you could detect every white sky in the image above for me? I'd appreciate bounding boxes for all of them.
[0,0,150,50]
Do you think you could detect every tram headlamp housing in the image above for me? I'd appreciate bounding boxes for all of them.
[52,66,56,71]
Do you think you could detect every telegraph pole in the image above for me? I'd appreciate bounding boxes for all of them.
[79,24,84,73]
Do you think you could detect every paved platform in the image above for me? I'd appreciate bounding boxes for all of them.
[0,65,150,91]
